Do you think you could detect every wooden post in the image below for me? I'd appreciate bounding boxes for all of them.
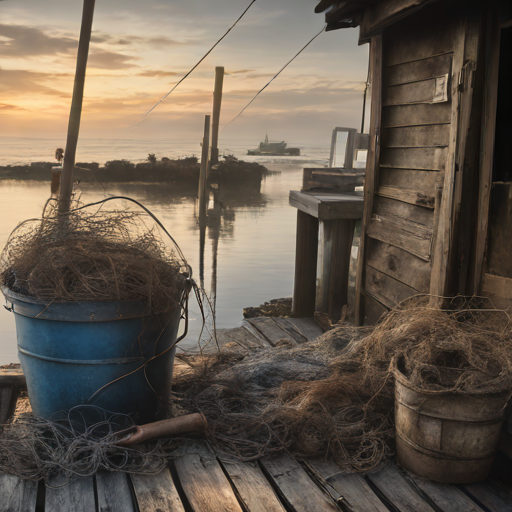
[198,114,210,222]
[59,0,96,213]
[316,219,356,321]
[292,210,319,318]
[210,66,224,167]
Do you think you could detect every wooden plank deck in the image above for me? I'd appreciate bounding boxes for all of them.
[2,447,510,511]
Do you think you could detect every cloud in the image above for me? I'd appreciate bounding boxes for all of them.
[0,23,76,57]
[136,70,179,77]
[0,103,27,111]
[0,67,69,97]
[87,50,137,70]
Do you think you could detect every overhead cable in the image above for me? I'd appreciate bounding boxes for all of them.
[221,26,326,133]
[135,0,256,127]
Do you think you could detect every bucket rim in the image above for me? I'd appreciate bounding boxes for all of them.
[391,355,512,398]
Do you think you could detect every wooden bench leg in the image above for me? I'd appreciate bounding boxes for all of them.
[316,219,356,322]
[292,210,319,318]
[0,385,20,424]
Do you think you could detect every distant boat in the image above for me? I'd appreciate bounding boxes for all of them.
[248,134,300,156]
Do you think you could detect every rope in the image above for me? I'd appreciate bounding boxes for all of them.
[135,0,257,127]
[221,26,326,133]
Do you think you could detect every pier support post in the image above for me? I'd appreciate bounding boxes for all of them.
[316,219,355,321]
[210,66,224,168]
[59,0,96,213]
[198,114,210,222]
[292,211,319,318]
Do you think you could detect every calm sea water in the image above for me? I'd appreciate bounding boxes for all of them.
[0,137,330,364]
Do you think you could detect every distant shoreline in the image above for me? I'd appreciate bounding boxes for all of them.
[0,155,270,187]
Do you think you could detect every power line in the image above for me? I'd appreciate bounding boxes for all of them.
[135,0,257,127]
[221,26,325,133]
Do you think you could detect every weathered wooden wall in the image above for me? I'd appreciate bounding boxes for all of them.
[356,5,487,324]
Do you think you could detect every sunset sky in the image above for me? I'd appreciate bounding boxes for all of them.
[0,0,369,144]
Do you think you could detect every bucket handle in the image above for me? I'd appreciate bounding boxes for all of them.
[175,278,192,344]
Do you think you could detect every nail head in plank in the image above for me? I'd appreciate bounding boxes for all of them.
[407,473,484,512]
[308,459,388,512]
[367,464,436,512]
[260,453,339,512]
[0,474,38,512]
[174,445,243,512]
[130,469,185,512]
[221,460,287,512]
[45,477,96,512]
[96,471,136,512]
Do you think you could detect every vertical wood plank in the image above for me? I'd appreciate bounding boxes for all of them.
[472,12,501,294]
[222,460,287,512]
[0,386,20,424]
[260,453,339,512]
[355,33,383,325]
[429,15,467,302]
[96,472,136,512]
[173,445,243,512]
[292,210,319,318]
[316,219,356,321]
[131,469,185,512]
[0,474,38,512]
[45,477,96,512]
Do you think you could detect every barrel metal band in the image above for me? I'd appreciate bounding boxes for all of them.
[18,347,145,365]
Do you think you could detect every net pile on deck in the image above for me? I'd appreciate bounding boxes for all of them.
[173,298,512,472]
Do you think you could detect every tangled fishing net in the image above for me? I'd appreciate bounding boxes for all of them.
[0,198,188,314]
[172,298,512,472]
[1,297,512,480]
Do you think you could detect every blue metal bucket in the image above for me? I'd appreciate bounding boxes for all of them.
[3,285,189,425]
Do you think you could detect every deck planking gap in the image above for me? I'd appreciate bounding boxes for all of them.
[0,474,38,512]
[45,477,95,512]
[130,469,185,512]
[96,471,136,512]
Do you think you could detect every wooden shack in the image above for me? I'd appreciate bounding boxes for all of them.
[315,0,512,324]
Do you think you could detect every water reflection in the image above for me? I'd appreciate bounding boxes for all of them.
[0,164,306,364]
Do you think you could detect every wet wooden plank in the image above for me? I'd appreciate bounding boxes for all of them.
[45,477,95,512]
[379,168,438,197]
[365,266,420,308]
[362,293,389,325]
[366,238,431,293]
[308,460,388,512]
[174,444,243,512]
[211,326,269,351]
[0,474,38,512]
[131,469,185,512]
[367,217,432,261]
[222,460,286,512]
[407,473,484,512]
[284,317,324,341]
[387,53,453,86]
[246,317,297,346]
[260,453,339,512]
[374,195,434,228]
[367,464,436,512]
[381,124,450,148]
[0,365,26,387]
[462,480,512,512]
[382,103,452,128]
[96,472,136,512]
[380,147,446,171]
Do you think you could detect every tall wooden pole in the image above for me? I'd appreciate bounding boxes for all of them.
[59,0,96,213]
[210,66,224,167]
[198,114,210,222]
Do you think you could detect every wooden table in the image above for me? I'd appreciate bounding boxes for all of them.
[289,190,363,319]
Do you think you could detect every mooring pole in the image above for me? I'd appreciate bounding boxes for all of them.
[209,67,224,168]
[198,114,210,222]
[59,0,96,213]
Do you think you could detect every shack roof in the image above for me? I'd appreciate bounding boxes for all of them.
[315,0,442,32]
